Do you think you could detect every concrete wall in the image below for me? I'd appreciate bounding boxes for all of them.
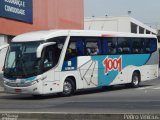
[84,16,131,32]
[85,19,119,31]
[84,16,157,35]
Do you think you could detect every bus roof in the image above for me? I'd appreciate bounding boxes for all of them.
[12,30,157,42]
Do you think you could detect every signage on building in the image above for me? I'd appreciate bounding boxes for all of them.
[0,0,33,23]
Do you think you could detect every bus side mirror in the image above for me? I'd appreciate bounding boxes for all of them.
[36,42,56,58]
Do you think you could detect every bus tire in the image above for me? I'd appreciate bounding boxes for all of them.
[131,72,140,88]
[62,78,75,96]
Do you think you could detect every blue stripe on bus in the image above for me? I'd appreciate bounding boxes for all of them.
[26,76,36,81]
[5,76,36,81]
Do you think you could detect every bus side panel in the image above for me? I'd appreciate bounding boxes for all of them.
[60,52,158,91]
[77,56,98,88]
[140,65,158,82]
[41,69,61,94]
[60,56,87,90]
[91,54,151,86]
[61,56,99,90]
[109,66,134,85]
[58,70,83,92]
[140,51,159,81]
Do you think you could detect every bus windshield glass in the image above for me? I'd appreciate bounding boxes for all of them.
[4,42,42,78]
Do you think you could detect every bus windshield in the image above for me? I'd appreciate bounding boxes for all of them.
[4,37,66,79]
[4,42,42,78]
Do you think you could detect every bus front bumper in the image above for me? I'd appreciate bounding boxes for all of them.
[4,81,43,95]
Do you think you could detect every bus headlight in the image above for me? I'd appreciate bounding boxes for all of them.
[28,80,37,86]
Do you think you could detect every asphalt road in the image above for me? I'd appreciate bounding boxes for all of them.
[0,78,160,114]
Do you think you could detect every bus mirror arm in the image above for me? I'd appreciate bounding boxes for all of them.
[36,42,56,58]
[2,66,4,72]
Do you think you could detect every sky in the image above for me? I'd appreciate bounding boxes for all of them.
[84,0,160,29]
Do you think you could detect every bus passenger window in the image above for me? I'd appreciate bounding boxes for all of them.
[86,42,99,55]
[108,39,117,54]
[132,38,144,54]
[65,41,77,60]
[85,38,101,56]
[108,42,116,54]
[76,39,85,56]
[102,38,117,55]
[145,38,157,53]
[117,38,131,54]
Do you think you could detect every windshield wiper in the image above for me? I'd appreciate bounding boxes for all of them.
[13,44,28,77]
[6,56,27,77]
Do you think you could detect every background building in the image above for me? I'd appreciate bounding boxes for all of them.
[84,16,157,34]
[0,0,84,45]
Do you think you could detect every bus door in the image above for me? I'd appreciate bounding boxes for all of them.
[41,44,60,93]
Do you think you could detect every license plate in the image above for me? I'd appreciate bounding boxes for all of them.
[15,89,21,93]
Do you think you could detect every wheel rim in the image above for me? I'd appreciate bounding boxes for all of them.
[133,75,139,86]
[63,81,72,95]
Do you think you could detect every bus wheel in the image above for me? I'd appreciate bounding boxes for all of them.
[62,78,74,96]
[131,72,140,88]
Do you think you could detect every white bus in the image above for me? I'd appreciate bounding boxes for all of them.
[3,30,159,96]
